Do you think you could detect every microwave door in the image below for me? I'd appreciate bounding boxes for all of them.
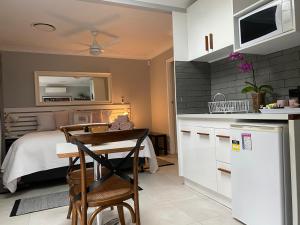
[239,1,283,48]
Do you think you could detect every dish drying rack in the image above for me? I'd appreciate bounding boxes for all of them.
[208,93,250,114]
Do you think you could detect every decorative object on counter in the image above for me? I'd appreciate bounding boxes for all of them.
[229,52,273,112]
[289,98,300,108]
[289,87,300,107]
[208,93,250,114]
[277,100,289,108]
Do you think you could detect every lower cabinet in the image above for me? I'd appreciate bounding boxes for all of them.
[178,120,232,201]
[216,162,232,198]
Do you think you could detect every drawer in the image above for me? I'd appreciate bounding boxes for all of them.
[215,128,231,164]
[216,161,231,199]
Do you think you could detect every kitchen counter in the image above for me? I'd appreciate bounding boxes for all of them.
[177,113,300,121]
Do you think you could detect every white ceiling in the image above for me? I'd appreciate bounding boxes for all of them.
[0,0,181,59]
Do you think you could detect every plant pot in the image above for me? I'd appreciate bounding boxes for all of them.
[252,92,266,112]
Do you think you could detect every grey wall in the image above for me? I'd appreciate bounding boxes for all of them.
[0,53,4,164]
[211,46,300,103]
[1,51,152,128]
[175,61,211,114]
[175,46,300,114]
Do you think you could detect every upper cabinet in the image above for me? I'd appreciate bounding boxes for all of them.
[187,0,234,61]
[172,0,234,62]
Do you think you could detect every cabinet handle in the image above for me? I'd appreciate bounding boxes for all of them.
[218,168,231,174]
[209,33,213,50]
[216,135,230,139]
[197,132,210,136]
[181,130,191,133]
[205,35,209,51]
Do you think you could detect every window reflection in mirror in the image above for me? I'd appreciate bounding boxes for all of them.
[34,72,112,106]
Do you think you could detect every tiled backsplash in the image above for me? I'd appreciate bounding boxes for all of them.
[175,46,300,114]
[175,61,210,114]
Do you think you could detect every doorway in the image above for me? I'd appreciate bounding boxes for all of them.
[166,57,177,154]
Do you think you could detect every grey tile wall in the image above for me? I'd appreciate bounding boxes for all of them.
[175,46,300,114]
[175,61,211,114]
[211,46,300,103]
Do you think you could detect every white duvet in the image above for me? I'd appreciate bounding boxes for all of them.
[1,131,158,193]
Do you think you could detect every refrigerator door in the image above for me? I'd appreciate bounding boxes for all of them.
[231,125,285,225]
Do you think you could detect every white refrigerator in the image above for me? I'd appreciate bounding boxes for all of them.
[230,123,292,225]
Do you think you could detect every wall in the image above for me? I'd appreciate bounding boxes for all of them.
[149,48,173,135]
[1,51,152,128]
[175,45,300,114]
[211,46,300,103]
[175,61,211,114]
[232,0,259,14]
[0,53,4,163]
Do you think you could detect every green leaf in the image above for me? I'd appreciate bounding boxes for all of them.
[241,86,256,93]
[245,81,255,86]
[258,85,273,93]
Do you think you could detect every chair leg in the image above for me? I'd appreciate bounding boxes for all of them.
[117,206,126,225]
[67,200,73,219]
[71,204,78,225]
[134,196,141,225]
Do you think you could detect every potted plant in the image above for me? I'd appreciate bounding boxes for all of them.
[229,52,273,112]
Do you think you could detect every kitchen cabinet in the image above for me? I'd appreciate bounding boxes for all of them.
[186,0,234,61]
[194,126,218,191]
[178,119,231,201]
[216,162,232,198]
[215,128,231,164]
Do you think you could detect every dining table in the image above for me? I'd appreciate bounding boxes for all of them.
[56,136,144,225]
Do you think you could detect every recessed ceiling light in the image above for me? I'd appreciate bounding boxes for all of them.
[31,23,56,32]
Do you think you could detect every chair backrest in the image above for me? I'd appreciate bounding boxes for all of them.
[69,129,149,207]
[60,123,109,173]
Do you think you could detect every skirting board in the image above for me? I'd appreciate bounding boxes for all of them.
[184,178,232,209]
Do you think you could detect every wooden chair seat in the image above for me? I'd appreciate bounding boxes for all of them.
[70,175,134,207]
[67,168,94,185]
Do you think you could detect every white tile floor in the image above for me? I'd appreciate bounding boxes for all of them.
[0,155,242,225]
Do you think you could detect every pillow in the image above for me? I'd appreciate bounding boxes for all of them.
[54,111,70,129]
[37,113,56,131]
[92,111,102,123]
[73,111,93,124]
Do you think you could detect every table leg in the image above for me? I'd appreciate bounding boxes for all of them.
[94,160,103,225]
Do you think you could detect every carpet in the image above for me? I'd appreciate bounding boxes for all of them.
[10,191,69,217]
[156,158,175,167]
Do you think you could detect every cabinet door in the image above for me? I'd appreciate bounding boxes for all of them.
[179,125,195,179]
[187,0,234,60]
[193,126,217,191]
[216,162,232,198]
[215,128,231,164]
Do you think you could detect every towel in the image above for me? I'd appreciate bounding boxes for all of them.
[115,115,129,123]
[119,122,134,130]
[109,122,120,131]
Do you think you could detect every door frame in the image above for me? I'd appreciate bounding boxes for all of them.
[166,57,177,154]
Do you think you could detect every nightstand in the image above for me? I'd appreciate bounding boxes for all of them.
[5,138,18,154]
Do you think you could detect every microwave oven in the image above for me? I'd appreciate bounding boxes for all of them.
[239,0,294,48]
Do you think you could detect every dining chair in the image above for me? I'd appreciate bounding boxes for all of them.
[60,123,109,219]
[69,128,149,225]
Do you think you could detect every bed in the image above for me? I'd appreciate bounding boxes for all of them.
[1,130,158,193]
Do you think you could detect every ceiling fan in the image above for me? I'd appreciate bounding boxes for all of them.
[77,30,119,56]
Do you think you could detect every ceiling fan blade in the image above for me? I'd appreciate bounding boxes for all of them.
[97,30,119,39]
[102,38,120,48]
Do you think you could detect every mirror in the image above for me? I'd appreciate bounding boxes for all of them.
[34,71,112,106]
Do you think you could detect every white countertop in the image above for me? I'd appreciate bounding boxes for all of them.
[177,113,290,120]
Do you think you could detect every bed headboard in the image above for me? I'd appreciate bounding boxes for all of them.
[4,104,130,138]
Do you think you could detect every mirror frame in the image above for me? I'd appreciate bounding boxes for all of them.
[34,71,112,106]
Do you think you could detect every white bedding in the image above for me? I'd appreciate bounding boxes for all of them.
[1,130,158,193]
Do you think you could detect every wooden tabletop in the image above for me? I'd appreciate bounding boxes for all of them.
[56,140,144,158]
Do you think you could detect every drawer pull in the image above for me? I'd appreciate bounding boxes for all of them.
[218,168,231,174]
[216,135,230,139]
[181,130,191,133]
[197,132,210,136]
